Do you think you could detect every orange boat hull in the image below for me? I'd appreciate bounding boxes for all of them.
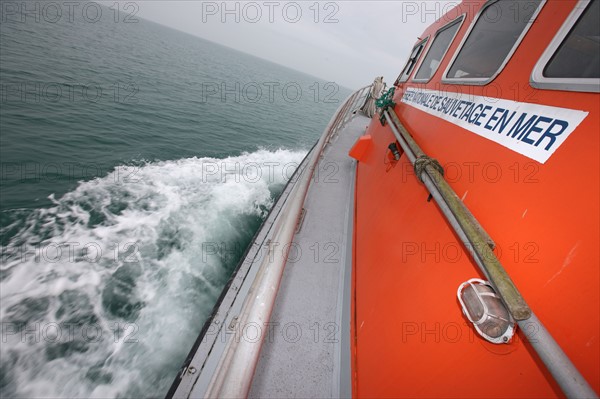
[351,1,600,397]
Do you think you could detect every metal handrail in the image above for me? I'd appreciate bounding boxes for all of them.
[383,108,598,399]
[386,110,528,319]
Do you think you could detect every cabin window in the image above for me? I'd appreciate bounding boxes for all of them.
[396,38,428,84]
[444,0,544,84]
[413,16,464,82]
[531,0,599,92]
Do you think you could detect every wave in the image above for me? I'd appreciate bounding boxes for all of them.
[0,148,306,398]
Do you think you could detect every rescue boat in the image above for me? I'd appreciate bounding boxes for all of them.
[168,0,600,397]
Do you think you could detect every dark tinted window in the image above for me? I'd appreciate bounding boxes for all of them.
[396,39,428,83]
[415,18,463,81]
[544,0,599,78]
[447,0,543,79]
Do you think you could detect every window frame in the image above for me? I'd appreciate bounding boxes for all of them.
[395,37,429,85]
[442,0,546,85]
[412,15,466,83]
[531,0,600,93]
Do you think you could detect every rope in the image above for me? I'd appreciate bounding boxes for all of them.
[414,155,444,183]
[360,77,385,118]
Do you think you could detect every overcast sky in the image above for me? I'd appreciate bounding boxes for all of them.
[126,1,460,89]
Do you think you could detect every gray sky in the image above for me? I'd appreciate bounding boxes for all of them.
[127,1,460,89]
[110,0,459,88]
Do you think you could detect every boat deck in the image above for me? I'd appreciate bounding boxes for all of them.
[249,113,369,398]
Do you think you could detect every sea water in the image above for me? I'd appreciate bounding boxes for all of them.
[0,6,350,397]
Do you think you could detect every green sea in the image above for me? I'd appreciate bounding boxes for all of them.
[0,5,350,397]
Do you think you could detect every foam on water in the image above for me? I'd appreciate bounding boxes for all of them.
[0,148,306,398]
